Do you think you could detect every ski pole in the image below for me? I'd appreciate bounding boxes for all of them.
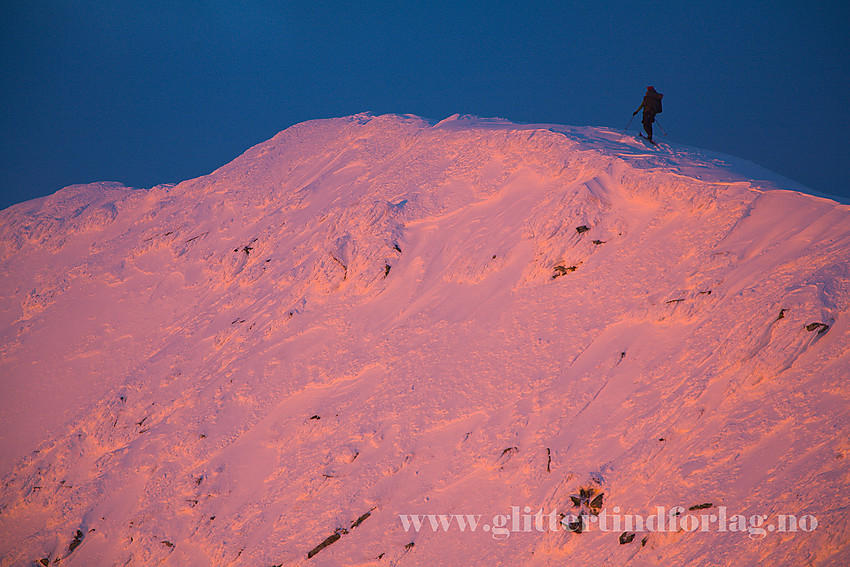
[615,113,637,142]
[624,113,636,132]
[655,118,668,136]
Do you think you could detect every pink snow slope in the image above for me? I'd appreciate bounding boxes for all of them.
[0,113,848,566]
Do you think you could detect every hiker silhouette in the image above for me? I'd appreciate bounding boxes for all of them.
[633,86,663,141]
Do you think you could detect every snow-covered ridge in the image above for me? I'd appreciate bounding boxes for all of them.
[0,114,848,565]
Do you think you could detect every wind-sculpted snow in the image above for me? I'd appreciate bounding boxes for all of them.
[0,114,848,565]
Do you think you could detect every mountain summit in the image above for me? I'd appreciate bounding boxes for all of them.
[1,114,848,565]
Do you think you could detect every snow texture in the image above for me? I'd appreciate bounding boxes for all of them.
[0,113,848,566]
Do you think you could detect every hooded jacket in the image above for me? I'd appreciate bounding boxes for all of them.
[639,88,663,116]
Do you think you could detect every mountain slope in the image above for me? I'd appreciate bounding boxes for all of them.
[0,113,848,566]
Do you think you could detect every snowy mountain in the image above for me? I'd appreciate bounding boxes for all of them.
[1,113,848,566]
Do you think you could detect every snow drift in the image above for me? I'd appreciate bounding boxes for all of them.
[0,113,848,566]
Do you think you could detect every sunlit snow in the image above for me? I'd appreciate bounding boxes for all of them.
[1,114,848,565]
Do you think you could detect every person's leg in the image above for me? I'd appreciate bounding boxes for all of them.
[642,115,653,140]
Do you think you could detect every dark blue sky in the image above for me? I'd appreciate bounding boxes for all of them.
[2,1,848,209]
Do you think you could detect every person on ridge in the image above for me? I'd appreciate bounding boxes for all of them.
[633,86,663,141]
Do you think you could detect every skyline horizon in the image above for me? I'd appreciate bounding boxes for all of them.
[2,2,848,209]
